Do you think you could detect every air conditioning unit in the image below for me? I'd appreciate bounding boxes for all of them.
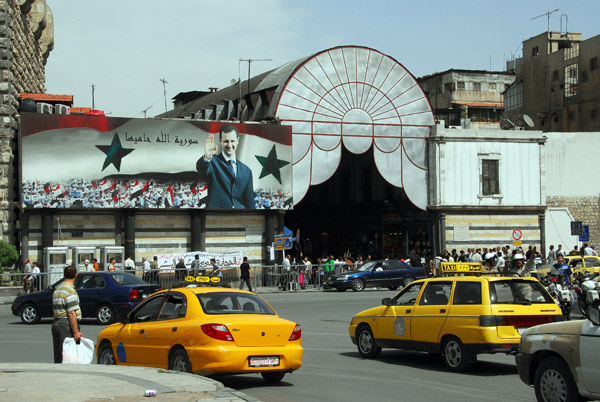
[36,103,54,114]
[55,104,70,115]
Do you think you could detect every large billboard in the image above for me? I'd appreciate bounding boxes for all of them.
[20,113,293,210]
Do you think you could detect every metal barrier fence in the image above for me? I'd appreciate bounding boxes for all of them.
[1,262,360,294]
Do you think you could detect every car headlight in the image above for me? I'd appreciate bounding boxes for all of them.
[337,275,349,280]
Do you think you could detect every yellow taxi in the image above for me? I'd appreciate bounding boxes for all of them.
[96,283,303,383]
[565,255,600,274]
[348,263,563,372]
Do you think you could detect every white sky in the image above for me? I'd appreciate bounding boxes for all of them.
[45,0,600,118]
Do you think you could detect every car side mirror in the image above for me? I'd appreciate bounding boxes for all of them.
[117,314,128,324]
[382,298,392,306]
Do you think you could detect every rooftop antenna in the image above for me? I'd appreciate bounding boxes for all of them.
[238,58,272,114]
[141,105,153,119]
[531,8,559,32]
[160,78,169,117]
[91,83,96,110]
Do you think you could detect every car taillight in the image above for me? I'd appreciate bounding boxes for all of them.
[129,289,139,300]
[201,324,234,341]
[288,324,301,341]
[479,315,562,327]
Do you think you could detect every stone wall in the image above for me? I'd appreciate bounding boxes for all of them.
[0,0,53,243]
[547,196,600,247]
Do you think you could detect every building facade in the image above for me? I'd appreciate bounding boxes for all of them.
[418,69,515,129]
[504,31,600,132]
[0,0,53,243]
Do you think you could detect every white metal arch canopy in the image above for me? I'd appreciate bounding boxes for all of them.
[274,46,435,210]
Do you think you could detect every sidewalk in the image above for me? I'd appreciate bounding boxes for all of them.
[0,363,257,402]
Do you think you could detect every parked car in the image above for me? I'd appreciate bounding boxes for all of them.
[325,260,426,292]
[516,301,600,402]
[11,271,161,325]
[349,275,563,371]
[96,286,303,383]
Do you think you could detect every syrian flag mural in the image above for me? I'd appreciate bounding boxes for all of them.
[20,113,293,210]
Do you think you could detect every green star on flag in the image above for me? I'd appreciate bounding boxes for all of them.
[255,144,290,184]
[95,133,134,172]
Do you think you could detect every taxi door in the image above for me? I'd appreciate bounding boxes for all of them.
[376,282,423,343]
[579,319,600,395]
[410,281,453,344]
[114,294,166,366]
[144,293,188,368]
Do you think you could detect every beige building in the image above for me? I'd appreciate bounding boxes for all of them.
[504,31,600,132]
[418,69,515,129]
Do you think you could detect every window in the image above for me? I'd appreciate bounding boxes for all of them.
[457,81,465,90]
[585,258,600,267]
[393,283,423,305]
[488,83,497,91]
[553,70,559,81]
[131,295,166,322]
[198,292,276,315]
[419,282,452,305]
[79,274,106,289]
[453,282,482,305]
[564,64,578,97]
[504,83,523,111]
[158,294,187,320]
[489,280,554,304]
[532,46,539,56]
[591,57,599,71]
[473,82,481,91]
[564,43,579,60]
[481,159,499,196]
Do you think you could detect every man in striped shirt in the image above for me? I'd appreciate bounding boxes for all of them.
[52,265,84,363]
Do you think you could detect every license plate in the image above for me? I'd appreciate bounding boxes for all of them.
[249,356,280,367]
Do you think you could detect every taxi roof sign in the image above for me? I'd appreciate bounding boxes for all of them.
[440,262,483,274]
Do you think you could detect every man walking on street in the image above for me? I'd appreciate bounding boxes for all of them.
[239,256,253,292]
[51,265,83,363]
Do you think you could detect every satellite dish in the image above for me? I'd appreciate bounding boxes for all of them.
[523,114,535,128]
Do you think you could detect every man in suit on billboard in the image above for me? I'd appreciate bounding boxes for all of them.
[196,124,255,209]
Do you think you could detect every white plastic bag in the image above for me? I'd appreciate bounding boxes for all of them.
[62,337,94,364]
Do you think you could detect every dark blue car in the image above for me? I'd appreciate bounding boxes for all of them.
[11,271,161,325]
[325,260,426,292]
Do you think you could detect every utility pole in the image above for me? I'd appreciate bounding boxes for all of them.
[91,84,95,110]
[141,105,153,119]
[531,8,559,32]
[160,78,168,117]
[238,58,272,119]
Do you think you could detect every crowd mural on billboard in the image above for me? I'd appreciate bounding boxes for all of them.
[20,114,293,210]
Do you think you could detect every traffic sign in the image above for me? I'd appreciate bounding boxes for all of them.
[513,240,522,246]
[571,221,583,236]
[579,225,590,242]
[274,234,292,250]
[512,229,522,241]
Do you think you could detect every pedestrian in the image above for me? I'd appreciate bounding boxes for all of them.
[142,257,151,282]
[29,261,41,293]
[191,254,200,276]
[210,258,223,279]
[51,265,83,363]
[124,255,135,272]
[553,255,573,287]
[150,256,159,283]
[176,258,186,281]
[107,258,116,271]
[546,245,556,264]
[83,259,94,272]
[239,256,253,292]
[556,244,565,257]
[23,258,32,292]
[92,258,100,271]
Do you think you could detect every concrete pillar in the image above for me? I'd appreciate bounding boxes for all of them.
[377,213,384,259]
[124,212,135,260]
[114,213,122,245]
[438,212,447,254]
[539,213,546,257]
[20,213,30,265]
[191,210,205,251]
[41,213,53,250]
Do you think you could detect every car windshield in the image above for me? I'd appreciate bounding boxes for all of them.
[108,273,146,286]
[197,292,276,315]
[356,262,378,272]
[489,280,554,304]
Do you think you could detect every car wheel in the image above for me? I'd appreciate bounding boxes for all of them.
[97,304,115,325]
[336,288,347,292]
[443,336,471,372]
[20,303,41,324]
[534,357,580,402]
[261,372,285,383]
[97,342,115,365]
[356,325,381,358]
[387,286,399,291]
[402,277,415,287]
[352,278,365,292]
[169,348,191,373]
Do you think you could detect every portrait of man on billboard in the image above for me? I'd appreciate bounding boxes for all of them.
[196,124,255,209]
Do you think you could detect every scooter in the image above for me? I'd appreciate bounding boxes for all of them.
[542,275,572,320]
[573,272,599,318]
